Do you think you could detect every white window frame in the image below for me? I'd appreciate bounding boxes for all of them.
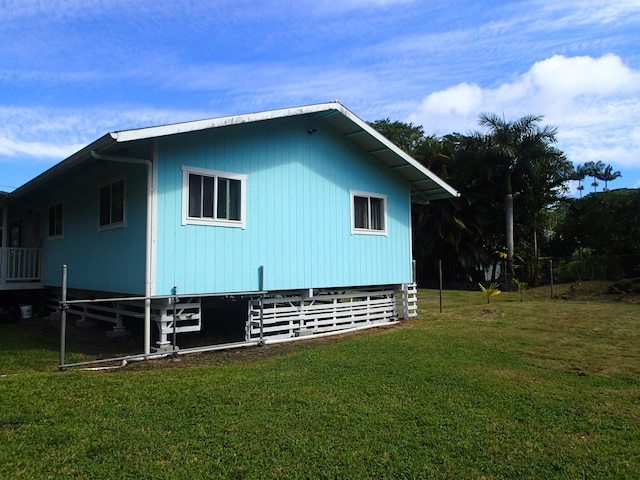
[48,202,64,240]
[98,177,126,231]
[181,166,247,228]
[350,190,387,236]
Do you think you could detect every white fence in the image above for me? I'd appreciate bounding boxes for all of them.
[0,247,42,283]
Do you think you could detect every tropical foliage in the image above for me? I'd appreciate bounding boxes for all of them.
[478,282,501,303]
[370,113,576,286]
[512,278,528,302]
[548,188,640,257]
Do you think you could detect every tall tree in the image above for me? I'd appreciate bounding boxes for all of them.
[601,164,622,191]
[554,189,640,256]
[584,161,605,192]
[368,119,425,156]
[572,163,588,198]
[477,113,558,279]
[515,144,573,281]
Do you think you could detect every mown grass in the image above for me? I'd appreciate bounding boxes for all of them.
[1,283,639,479]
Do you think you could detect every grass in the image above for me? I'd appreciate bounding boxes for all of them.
[1,282,639,478]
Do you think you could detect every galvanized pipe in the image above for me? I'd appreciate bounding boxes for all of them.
[59,264,68,371]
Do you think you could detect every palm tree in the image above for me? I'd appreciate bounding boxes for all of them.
[518,144,572,277]
[573,164,588,198]
[477,113,557,280]
[584,161,605,193]
[601,164,622,191]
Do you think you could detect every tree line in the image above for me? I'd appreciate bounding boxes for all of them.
[370,114,635,287]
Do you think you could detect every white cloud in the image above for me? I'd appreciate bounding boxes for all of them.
[408,54,640,170]
[0,136,83,160]
[526,54,639,106]
[419,83,483,117]
[0,105,208,161]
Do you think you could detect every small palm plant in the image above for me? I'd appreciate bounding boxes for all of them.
[479,282,501,304]
[513,278,528,302]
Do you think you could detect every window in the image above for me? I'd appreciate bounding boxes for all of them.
[9,220,21,247]
[99,179,125,229]
[48,203,63,238]
[350,190,387,235]
[182,166,246,228]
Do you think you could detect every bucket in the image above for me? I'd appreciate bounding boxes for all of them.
[19,305,32,320]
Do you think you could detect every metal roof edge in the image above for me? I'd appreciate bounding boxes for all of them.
[111,101,345,143]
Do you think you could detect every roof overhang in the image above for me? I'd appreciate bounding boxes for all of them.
[9,101,459,202]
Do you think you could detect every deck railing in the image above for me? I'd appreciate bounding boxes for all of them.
[0,247,42,283]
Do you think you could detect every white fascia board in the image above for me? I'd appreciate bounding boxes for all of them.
[111,101,344,143]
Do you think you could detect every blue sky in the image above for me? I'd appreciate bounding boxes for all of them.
[1,0,639,194]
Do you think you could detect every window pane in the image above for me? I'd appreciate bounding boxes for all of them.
[202,176,215,218]
[354,196,369,229]
[49,204,63,236]
[55,204,63,235]
[217,177,228,219]
[370,197,384,230]
[10,221,21,247]
[99,185,111,225]
[188,174,202,218]
[48,206,56,237]
[228,179,241,221]
[111,180,124,223]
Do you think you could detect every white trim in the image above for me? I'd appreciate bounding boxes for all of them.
[150,141,158,296]
[350,190,388,236]
[98,176,126,231]
[181,166,247,229]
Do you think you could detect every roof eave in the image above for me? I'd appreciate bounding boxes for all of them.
[9,133,117,200]
[331,105,460,201]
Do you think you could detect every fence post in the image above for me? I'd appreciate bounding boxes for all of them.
[549,259,554,299]
[439,259,443,313]
[59,265,68,371]
[259,265,264,345]
[172,286,179,353]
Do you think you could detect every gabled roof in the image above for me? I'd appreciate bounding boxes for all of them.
[10,101,458,202]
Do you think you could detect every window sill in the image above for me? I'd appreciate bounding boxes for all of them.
[98,222,126,232]
[183,218,246,229]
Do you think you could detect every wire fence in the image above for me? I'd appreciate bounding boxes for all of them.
[535,253,640,285]
[420,253,640,290]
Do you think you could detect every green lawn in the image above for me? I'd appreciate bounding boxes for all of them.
[1,284,639,479]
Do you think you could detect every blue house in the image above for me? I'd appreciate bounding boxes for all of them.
[1,102,457,354]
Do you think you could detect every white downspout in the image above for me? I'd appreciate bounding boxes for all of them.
[91,150,153,356]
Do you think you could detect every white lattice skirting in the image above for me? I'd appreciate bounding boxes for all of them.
[247,284,417,341]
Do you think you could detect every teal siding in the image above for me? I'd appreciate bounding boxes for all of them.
[154,116,412,295]
[41,162,147,294]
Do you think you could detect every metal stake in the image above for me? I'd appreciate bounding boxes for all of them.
[59,265,68,371]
